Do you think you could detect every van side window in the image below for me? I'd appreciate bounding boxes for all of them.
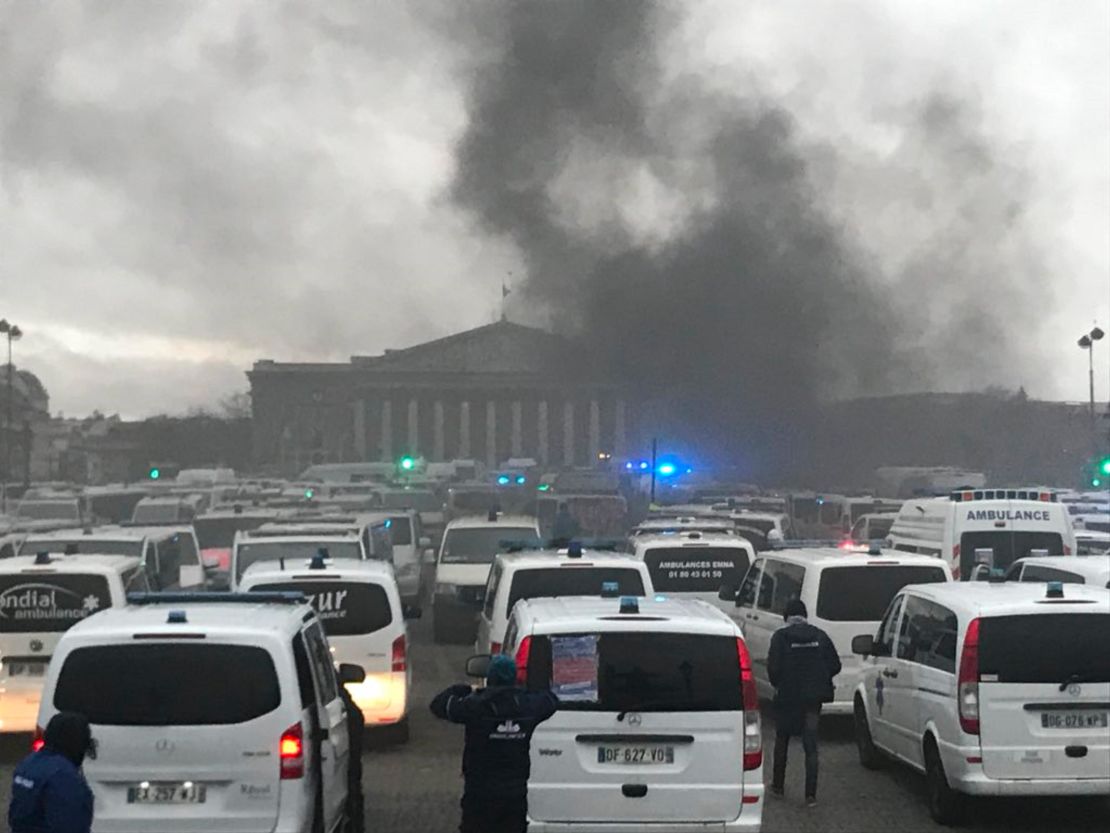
[292,632,318,708]
[1021,565,1084,584]
[483,562,503,619]
[502,615,519,655]
[736,560,763,607]
[757,560,805,615]
[303,622,339,704]
[154,536,183,589]
[178,533,200,566]
[875,595,904,657]
[897,597,958,672]
[123,567,152,594]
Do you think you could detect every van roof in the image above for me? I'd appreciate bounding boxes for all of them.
[515,595,740,637]
[0,553,143,575]
[903,580,1110,616]
[634,531,752,550]
[236,531,361,543]
[761,547,949,570]
[62,598,316,642]
[444,514,538,530]
[240,557,396,583]
[496,549,646,570]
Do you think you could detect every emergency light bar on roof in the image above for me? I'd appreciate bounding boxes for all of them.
[949,489,1057,503]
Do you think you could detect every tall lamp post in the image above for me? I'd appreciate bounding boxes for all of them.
[0,319,22,500]
[1079,326,1105,449]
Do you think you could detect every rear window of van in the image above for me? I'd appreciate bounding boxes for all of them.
[643,547,750,592]
[506,567,645,613]
[527,632,741,713]
[54,643,280,724]
[817,565,947,621]
[251,581,392,635]
[0,574,112,633]
[979,613,1110,684]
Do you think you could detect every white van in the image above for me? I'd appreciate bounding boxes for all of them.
[887,489,1076,579]
[383,509,432,610]
[1004,554,1110,587]
[433,513,540,643]
[633,531,754,615]
[476,546,652,655]
[230,531,365,590]
[851,581,1110,824]
[240,557,411,738]
[731,548,950,713]
[37,592,364,833]
[0,553,149,732]
[500,595,764,831]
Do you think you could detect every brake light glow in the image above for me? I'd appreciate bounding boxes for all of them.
[391,635,407,673]
[515,636,532,686]
[737,638,762,771]
[31,725,44,752]
[279,722,305,779]
[957,618,980,735]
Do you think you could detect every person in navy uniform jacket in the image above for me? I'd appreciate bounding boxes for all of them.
[9,712,95,833]
[431,654,559,833]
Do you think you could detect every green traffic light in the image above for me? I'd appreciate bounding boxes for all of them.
[304,488,315,499]
[400,456,416,471]
[1100,458,1110,476]
[148,468,160,480]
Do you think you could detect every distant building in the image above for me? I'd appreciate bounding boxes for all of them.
[248,321,640,473]
[0,365,51,484]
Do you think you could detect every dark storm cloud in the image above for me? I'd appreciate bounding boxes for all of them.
[446,0,1069,472]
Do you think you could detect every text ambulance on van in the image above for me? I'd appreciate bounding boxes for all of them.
[886,489,1076,580]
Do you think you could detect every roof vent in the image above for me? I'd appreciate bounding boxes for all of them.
[868,542,882,555]
[619,596,639,614]
[1045,581,1064,599]
[34,551,52,566]
[567,541,583,558]
[601,581,620,598]
[167,610,188,624]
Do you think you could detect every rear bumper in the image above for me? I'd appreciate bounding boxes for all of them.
[941,739,1110,795]
[528,787,764,832]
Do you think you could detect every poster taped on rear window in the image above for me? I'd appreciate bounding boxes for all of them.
[551,635,599,702]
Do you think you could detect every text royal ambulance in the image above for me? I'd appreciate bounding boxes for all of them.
[887,489,1075,580]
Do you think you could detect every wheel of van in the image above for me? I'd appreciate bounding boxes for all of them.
[853,698,883,770]
[925,742,964,826]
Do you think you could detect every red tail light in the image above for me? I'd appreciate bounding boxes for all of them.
[391,635,407,673]
[490,641,502,655]
[737,638,762,771]
[31,725,44,752]
[957,618,980,735]
[279,722,305,779]
[515,636,532,686]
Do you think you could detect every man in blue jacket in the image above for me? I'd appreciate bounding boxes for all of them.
[767,598,842,807]
[9,711,95,833]
[431,654,559,833]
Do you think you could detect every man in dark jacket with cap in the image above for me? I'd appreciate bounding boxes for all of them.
[9,711,95,833]
[431,654,559,833]
[767,598,841,807]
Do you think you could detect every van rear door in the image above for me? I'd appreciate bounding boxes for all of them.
[527,631,746,825]
[977,612,1110,780]
[50,640,287,832]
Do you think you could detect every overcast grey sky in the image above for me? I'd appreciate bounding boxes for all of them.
[2,0,1107,418]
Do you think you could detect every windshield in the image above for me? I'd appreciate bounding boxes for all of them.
[527,632,742,712]
[816,565,948,621]
[440,527,539,564]
[506,567,645,613]
[979,614,1110,684]
[0,574,112,633]
[959,531,1065,575]
[235,540,362,579]
[15,501,79,521]
[194,516,269,548]
[642,546,750,592]
[382,491,442,512]
[54,644,280,725]
[20,538,144,558]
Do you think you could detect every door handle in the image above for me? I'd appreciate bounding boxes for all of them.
[882,669,899,679]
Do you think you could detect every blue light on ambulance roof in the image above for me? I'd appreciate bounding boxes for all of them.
[654,594,667,602]
[515,475,527,485]
[625,462,634,470]
[657,463,677,477]
[638,461,650,471]
[497,475,511,485]
[384,518,392,528]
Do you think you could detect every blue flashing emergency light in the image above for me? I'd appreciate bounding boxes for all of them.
[515,475,527,485]
[625,462,634,471]
[657,462,677,477]
[497,475,511,486]
[638,461,649,471]
[148,467,161,480]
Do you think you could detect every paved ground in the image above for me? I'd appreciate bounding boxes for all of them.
[1,611,1106,831]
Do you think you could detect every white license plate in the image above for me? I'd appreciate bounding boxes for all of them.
[7,662,46,677]
[127,783,206,804]
[597,745,675,765]
[1040,711,1108,729]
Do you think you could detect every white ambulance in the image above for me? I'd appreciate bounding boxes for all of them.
[886,489,1076,580]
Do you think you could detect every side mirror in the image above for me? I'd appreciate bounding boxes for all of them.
[717,583,737,601]
[403,604,423,620]
[465,654,492,679]
[338,663,366,685]
[851,634,875,656]
[419,536,432,548]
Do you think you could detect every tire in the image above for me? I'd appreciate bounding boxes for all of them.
[925,741,964,826]
[854,698,883,770]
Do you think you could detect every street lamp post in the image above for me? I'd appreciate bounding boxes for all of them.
[1078,325,1105,450]
[0,319,23,499]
